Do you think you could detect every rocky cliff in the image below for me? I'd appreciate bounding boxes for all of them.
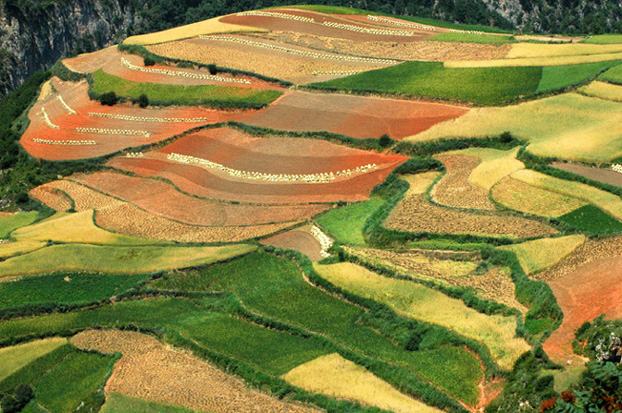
[0,0,141,97]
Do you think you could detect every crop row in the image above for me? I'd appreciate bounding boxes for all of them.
[120,57,251,85]
[310,225,333,258]
[76,127,150,137]
[236,10,315,23]
[88,112,210,123]
[56,94,76,115]
[166,152,379,183]
[33,138,96,145]
[322,21,413,36]
[199,35,394,65]
[367,15,436,31]
[40,107,59,130]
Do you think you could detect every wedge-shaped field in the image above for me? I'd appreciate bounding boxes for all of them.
[32,180,125,211]
[260,226,324,261]
[491,176,587,217]
[0,338,67,382]
[511,169,622,220]
[282,353,441,413]
[12,210,167,245]
[219,8,433,42]
[446,147,524,191]
[108,127,407,204]
[71,172,327,225]
[0,244,255,277]
[499,235,586,276]
[148,35,393,84]
[316,199,385,245]
[101,394,194,413]
[0,240,46,259]
[445,52,622,67]
[151,252,483,404]
[579,80,622,101]
[506,42,622,58]
[72,330,317,413]
[386,172,556,239]
[314,262,530,370]
[29,185,73,211]
[411,93,622,162]
[432,155,496,210]
[0,211,40,238]
[552,162,622,187]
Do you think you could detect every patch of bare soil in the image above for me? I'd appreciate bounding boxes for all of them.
[552,162,622,188]
[71,330,317,413]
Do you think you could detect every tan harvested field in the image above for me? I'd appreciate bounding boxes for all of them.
[283,353,441,413]
[491,177,587,218]
[96,203,294,242]
[253,31,512,61]
[72,172,328,226]
[387,174,556,239]
[37,79,53,101]
[33,180,123,211]
[445,51,622,67]
[71,330,316,413]
[346,246,527,313]
[446,147,524,191]
[579,80,622,102]
[499,235,586,276]
[507,42,622,58]
[29,185,73,212]
[314,262,530,369]
[260,226,324,261]
[552,162,622,187]
[123,15,266,45]
[432,155,496,210]
[148,37,389,84]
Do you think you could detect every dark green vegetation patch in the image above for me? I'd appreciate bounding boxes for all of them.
[558,204,622,234]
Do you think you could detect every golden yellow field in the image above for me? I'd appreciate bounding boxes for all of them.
[402,172,441,196]
[123,16,265,45]
[491,177,587,217]
[410,93,622,162]
[37,79,53,101]
[445,52,622,67]
[0,240,47,259]
[0,338,68,382]
[511,169,622,220]
[283,353,441,413]
[0,244,257,277]
[447,147,524,190]
[499,235,586,275]
[579,80,622,101]
[507,42,622,58]
[314,262,530,370]
[12,210,167,246]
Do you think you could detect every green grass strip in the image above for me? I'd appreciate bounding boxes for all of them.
[428,32,514,44]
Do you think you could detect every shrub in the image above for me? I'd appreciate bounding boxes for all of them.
[137,93,149,108]
[379,134,393,147]
[207,64,218,75]
[143,57,155,66]
[0,395,20,413]
[98,91,118,106]
[500,131,513,143]
[14,384,34,407]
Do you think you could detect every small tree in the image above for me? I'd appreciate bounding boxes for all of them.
[500,131,514,143]
[99,91,118,106]
[207,64,218,75]
[379,134,393,148]
[143,56,156,66]
[14,384,34,407]
[1,395,21,413]
[137,94,149,108]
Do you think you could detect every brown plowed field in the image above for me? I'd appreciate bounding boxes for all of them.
[106,127,407,204]
[29,185,73,212]
[552,162,622,188]
[20,77,253,160]
[432,155,496,210]
[253,31,511,61]
[260,227,323,260]
[220,9,431,42]
[71,330,317,413]
[148,37,390,84]
[386,193,557,238]
[63,46,282,90]
[72,172,328,226]
[96,203,293,242]
[237,91,468,139]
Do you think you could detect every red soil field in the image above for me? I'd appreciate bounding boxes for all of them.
[237,90,469,139]
[106,127,407,204]
[220,8,433,42]
[71,171,328,226]
[544,257,622,363]
[63,47,282,90]
[260,227,324,260]
[20,78,255,160]
[339,14,444,32]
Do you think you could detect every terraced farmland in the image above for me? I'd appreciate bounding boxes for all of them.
[4,5,622,413]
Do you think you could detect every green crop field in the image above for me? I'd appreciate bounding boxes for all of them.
[558,204,622,234]
[101,393,195,413]
[599,63,622,84]
[536,61,621,93]
[583,35,622,44]
[0,244,256,277]
[429,32,515,44]
[316,199,384,246]
[0,338,67,382]
[0,272,148,312]
[0,211,40,238]
[152,252,482,404]
[91,70,282,107]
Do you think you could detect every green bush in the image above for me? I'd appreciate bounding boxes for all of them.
[98,91,118,106]
[143,56,156,66]
[137,93,149,108]
[207,64,218,75]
